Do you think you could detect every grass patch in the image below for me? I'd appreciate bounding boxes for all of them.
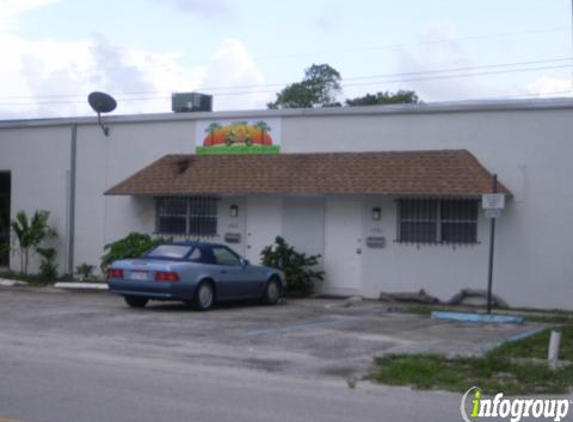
[519,314,573,324]
[495,325,573,361]
[402,304,443,315]
[369,325,573,395]
[0,270,71,286]
[371,353,573,395]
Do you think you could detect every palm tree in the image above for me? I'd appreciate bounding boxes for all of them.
[11,210,57,274]
[204,122,222,146]
[254,121,271,145]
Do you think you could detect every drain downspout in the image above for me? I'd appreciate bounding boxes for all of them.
[67,124,77,275]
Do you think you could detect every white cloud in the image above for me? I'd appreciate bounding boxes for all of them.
[198,39,268,111]
[527,77,572,98]
[0,34,267,119]
[0,0,263,119]
[0,33,199,118]
[157,0,229,17]
[392,22,511,102]
[315,3,342,33]
[0,0,61,31]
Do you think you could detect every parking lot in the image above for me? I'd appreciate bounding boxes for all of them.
[1,286,552,422]
[0,286,539,380]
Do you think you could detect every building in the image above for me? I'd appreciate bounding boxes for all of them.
[0,98,572,309]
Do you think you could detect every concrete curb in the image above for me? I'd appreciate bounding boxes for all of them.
[54,282,108,290]
[431,310,524,324]
[0,278,108,291]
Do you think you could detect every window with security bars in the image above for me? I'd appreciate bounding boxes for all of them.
[397,198,478,244]
[155,196,218,237]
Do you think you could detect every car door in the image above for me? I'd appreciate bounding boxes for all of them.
[211,246,253,299]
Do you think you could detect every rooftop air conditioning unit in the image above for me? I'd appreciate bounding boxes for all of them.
[171,92,213,113]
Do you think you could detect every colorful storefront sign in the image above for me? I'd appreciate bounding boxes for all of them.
[195,118,281,155]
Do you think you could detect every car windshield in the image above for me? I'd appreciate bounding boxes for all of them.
[145,244,193,259]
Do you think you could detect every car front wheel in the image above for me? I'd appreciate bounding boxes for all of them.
[124,296,148,308]
[194,281,214,311]
[263,278,281,305]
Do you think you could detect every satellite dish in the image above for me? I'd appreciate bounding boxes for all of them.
[88,91,117,136]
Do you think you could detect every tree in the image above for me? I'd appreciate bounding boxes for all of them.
[10,210,57,274]
[254,121,271,145]
[268,64,421,109]
[267,64,342,109]
[345,90,419,106]
[204,122,221,146]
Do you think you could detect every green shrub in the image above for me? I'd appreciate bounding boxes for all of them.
[37,246,58,280]
[39,259,58,280]
[101,232,171,273]
[261,236,323,296]
[75,263,95,281]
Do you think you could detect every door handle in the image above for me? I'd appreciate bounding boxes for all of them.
[220,270,228,274]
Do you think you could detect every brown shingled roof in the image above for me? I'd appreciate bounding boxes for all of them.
[105,150,510,197]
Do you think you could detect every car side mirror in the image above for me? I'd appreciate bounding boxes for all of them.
[241,259,250,267]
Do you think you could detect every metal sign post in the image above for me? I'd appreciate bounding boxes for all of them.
[485,174,498,314]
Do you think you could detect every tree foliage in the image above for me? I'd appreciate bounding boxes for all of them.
[267,64,342,109]
[10,210,57,275]
[261,236,323,296]
[345,90,419,106]
[100,232,171,273]
[268,63,421,109]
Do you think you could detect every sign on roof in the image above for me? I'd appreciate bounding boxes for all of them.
[482,193,505,210]
[195,118,281,155]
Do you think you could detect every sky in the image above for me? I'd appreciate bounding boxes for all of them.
[0,0,571,119]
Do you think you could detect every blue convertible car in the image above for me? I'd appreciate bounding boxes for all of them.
[107,242,286,310]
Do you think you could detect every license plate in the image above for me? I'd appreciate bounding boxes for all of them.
[129,271,148,281]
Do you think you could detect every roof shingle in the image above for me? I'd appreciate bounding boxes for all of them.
[105,150,510,197]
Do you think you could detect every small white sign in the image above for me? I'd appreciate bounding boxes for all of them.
[485,209,502,219]
[482,193,505,210]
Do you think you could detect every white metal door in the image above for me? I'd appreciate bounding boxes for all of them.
[282,198,325,263]
[323,197,363,295]
[245,197,283,264]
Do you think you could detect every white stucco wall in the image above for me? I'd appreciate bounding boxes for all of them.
[1,101,572,309]
[280,109,573,308]
[360,196,492,301]
[0,126,70,273]
[76,120,196,273]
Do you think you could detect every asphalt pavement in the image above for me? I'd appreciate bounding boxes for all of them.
[0,287,545,422]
